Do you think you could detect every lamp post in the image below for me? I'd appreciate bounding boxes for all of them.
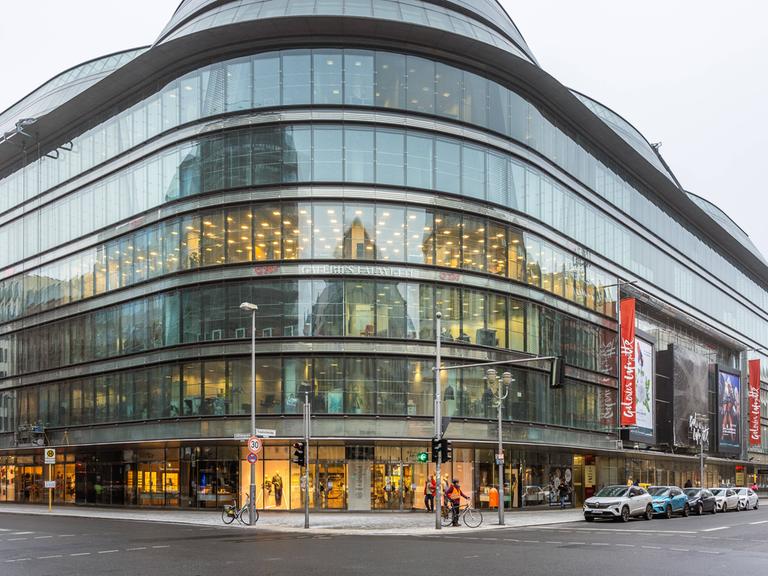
[239,301,258,526]
[434,311,443,531]
[486,368,513,525]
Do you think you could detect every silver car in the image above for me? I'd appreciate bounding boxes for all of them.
[583,485,653,522]
[735,487,759,510]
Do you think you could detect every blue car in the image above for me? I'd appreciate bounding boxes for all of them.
[648,486,690,518]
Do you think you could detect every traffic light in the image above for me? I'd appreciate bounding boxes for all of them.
[292,442,306,467]
[417,451,428,463]
[440,439,453,463]
[550,356,565,389]
[431,437,440,462]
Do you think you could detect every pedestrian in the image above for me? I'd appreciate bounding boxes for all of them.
[557,479,569,509]
[445,479,470,526]
[632,479,639,487]
[684,479,692,488]
[424,475,436,512]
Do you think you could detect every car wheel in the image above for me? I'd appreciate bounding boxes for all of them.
[644,504,653,520]
[722,503,727,513]
[664,504,672,519]
[584,515,594,522]
[696,503,703,516]
[755,501,759,510]
[620,506,630,523]
[682,503,690,517]
[710,504,716,514]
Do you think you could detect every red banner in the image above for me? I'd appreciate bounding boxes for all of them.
[620,298,637,426]
[749,359,761,446]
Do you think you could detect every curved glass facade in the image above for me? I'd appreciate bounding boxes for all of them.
[0,5,765,510]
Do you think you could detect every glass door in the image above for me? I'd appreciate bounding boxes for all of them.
[318,462,346,510]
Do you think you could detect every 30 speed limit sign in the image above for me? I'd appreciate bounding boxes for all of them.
[247,436,262,455]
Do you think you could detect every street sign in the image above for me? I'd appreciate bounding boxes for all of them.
[44,448,56,464]
[247,436,262,454]
[246,453,258,464]
[44,480,56,489]
[254,428,277,437]
[496,453,504,461]
[233,433,250,440]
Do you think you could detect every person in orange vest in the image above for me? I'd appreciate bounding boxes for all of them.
[445,479,470,526]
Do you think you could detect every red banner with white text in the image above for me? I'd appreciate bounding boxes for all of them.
[620,298,637,426]
[749,359,761,446]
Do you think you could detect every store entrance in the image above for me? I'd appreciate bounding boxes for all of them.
[373,462,416,510]
[314,462,346,510]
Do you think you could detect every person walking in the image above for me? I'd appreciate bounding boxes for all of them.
[557,479,569,509]
[445,479,469,526]
[424,475,436,512]
[684,478,692,488]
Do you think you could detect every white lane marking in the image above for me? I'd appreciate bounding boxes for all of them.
[463,555,480,559]
[34,535,53,539]
[0,528,11,532]
[522,540,540,543]
[700,550,721,555]
[545,541,561,544]
[98,550,119,554]
[544,527,697,534]
[151,545,170,549]
[10,531,34,535]
[701,526,729,532]
[670,548,690,552]
[642,545,661,550]
[58,534,75,537]
[70,552,91,557]
[126,547,147,551]
[567,542,585,545]
[749,520,768,525]
[7,537,28,541]
[481,537,497,541]
[503,538,520,542]
[615,543,635,547]
[38,554,63,559]
[4,558,31,563]
[590,543,610,546]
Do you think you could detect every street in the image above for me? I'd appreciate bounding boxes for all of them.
[1,506,767,575]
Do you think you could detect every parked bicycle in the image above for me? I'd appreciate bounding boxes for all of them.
[222,497,258,525]
[441,500,483,528]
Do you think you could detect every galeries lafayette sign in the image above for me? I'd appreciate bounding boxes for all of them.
[749,359,761,446]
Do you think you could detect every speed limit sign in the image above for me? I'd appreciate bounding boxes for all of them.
[247,436,262,455]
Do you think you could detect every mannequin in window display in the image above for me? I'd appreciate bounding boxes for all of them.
[272,472,283,507]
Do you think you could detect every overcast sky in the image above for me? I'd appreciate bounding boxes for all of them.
[1,1,766,258]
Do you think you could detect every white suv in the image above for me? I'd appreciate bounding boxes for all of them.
[735,487,759,510]
[583,485,653,522]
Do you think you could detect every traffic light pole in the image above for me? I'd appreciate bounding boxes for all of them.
[249,309,256,527]
[304,392,310,529]
[435,312,442,531]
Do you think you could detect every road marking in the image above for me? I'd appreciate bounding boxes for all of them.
[0,528,11,532]
[7,537,28,541]
[151,545,170,549]
[503,538,519,542]
[522,540,540,543]
[615,543,634,547]
[59,534,75,537]
[749,520,768,525]
[642,545,661,550]
[670,548,690,552]
[37,555,63,559]
[70,552,91,557]
[4,558,31,563]
[481,538,497,541]
[10,531,34,535]
[700,550,721,555]
[567,542,585,545]
[126,547,147,551]
[34,535,53,539]
[701,526,729,532]
[545,541,561,544]
[590,543,610,546]
[98,550,119,554]
[544,527,697,534]
[463,555,480,559]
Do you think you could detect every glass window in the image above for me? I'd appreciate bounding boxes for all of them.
[281,202,308,260]
[181,213,202,269]
[253,53,280,107]
[313,126,343,181]
[406,133,433,190]
[312,279,343,336]
[377,358,407,415]
[344,50,374,105]
[435,62,462,119]
[408,359,433,416]
[283,357,312,415]
[253,204,282,261]
[375,129,405,186]
[314,357,344,414]
[463,71,487,127]
[201,211,225,266]
[345,128,374,182]
[376,281,407,339]
[282,51,311,105]
[525,236,541,288]
[406,56,434,114]
[461,289,485,345]
[343,203,375,260]
[462,144,486,199]
[434,212,461,268]
[345,280,375,337]
[375,52,405,109]
[407,207,434,265]
[226,206,253,263]
[488,293,506,348]
[435,138,460,194]
[227,130,252,188]
[146,225,163,279]
[226,59,252,111]
[283,126,311,182]
[488,82,509,136]
[252,126,282,185]
[253,282,284,338]
[179,73,201,124]
[313,50,343,104]
[346,357,375,415]
[435,286,460,340]
[182,363,201,416]
[487,222,507,277]
[462,215,486,272]
[375,205,405,262]
[202,361,227,416]
[312,203,343,259]
[182,288,201,343]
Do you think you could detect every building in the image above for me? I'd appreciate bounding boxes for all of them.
[0,0,766,510]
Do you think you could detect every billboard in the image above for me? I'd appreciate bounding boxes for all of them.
[717,368,741,453]
[749,359,762,446]
[634,337,655,439]
[619,298,637,426]
[672,346,709,448]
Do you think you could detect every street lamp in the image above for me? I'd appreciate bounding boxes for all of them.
[486,368,513,525]
[239,301,258,526]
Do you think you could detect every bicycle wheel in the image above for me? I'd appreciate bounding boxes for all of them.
[463,507,483,528]
[238,506,258,525]
[222,505,236,524]
[440,506,453,527]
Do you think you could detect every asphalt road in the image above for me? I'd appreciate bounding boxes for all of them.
[1,505,766,576]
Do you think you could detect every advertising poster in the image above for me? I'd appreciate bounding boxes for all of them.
[619,298,637,426]
[717,369,741,453]
[749,359,762,446]
[634,338,654,439]
[672,346,709,447]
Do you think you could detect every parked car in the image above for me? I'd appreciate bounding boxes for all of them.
[523,485,548,505]
[735,487,759,510]
[583,484,653,522]
[684,488,717,515]
[710,488,739,512]
[648,486,689,518]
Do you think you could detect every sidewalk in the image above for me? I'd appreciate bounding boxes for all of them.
[0,504,583,535]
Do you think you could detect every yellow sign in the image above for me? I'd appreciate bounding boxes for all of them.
[44,448,56,464]
[736,472,745,486]
[584,465,596,488]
